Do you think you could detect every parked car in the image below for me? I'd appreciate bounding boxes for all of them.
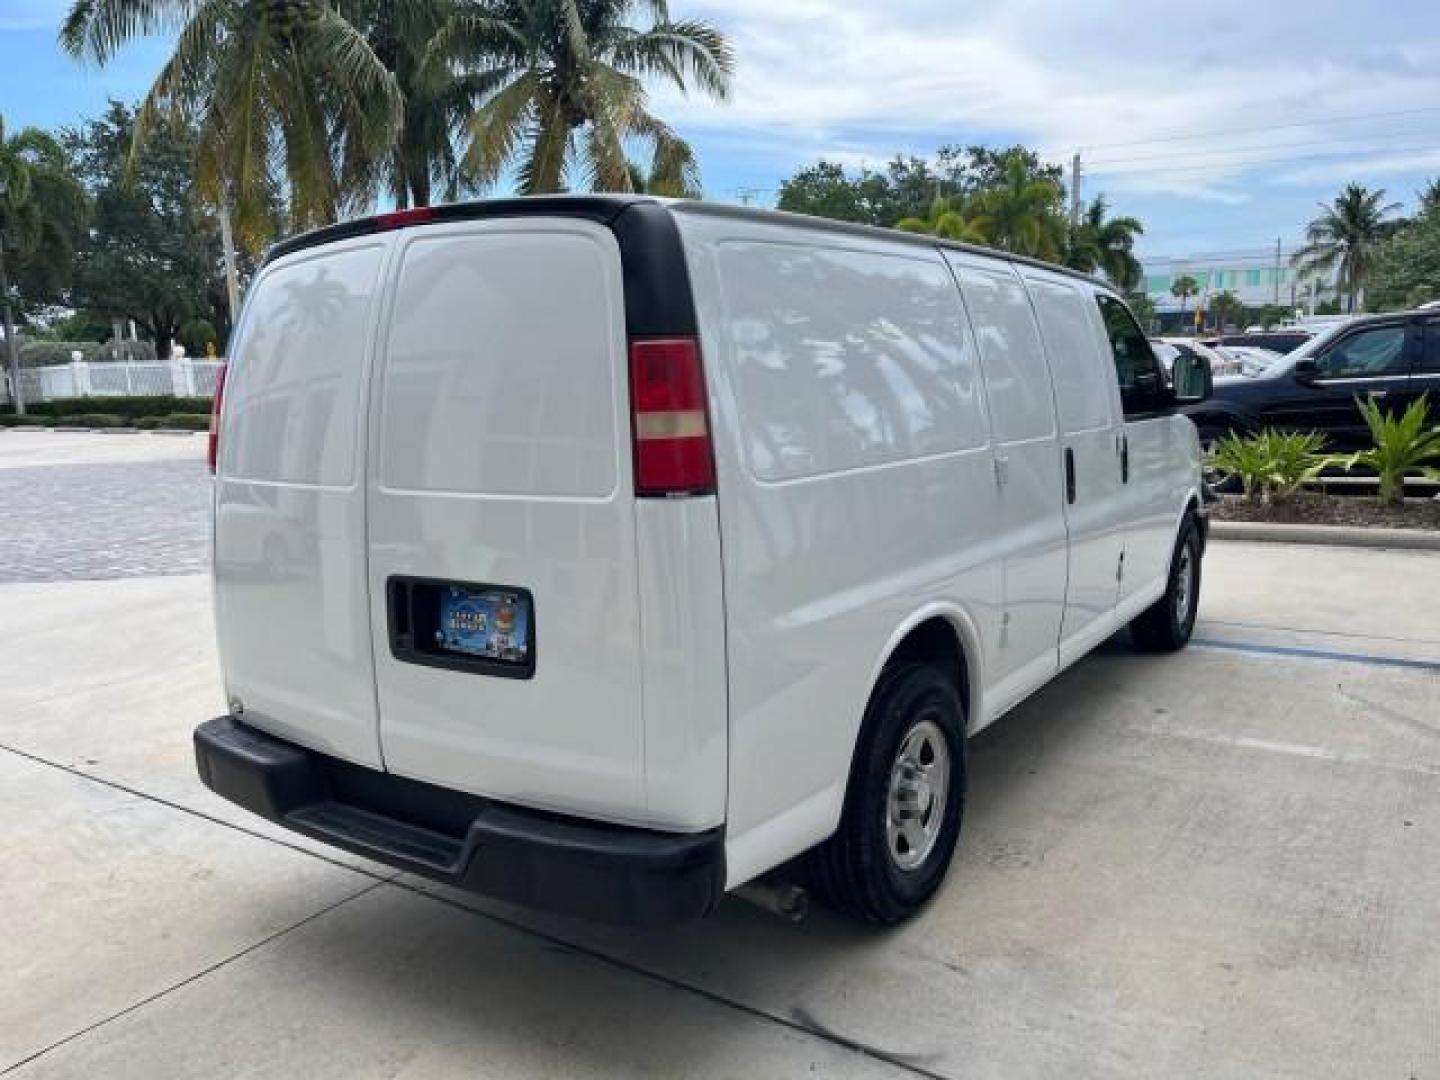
[1153,337,1237,376]
[194,196,1211,928]
[1202,330,1312,355]
[1214,345,1282,378]
[1185,308,1440,449]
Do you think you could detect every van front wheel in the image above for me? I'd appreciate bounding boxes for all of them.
[1130,516,1202,652]
[809,663,966,925]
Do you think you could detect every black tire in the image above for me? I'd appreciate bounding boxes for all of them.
[1130,515,1202,652]
[808,662,966,925]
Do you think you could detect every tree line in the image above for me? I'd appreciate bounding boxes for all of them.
[0,0,733,410]
[775,146,1145,292]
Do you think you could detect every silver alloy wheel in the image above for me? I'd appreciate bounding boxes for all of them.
[1174,543,1195,624]
[884,718,950,872]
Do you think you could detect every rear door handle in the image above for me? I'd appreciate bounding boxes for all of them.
[992,451,1010,487]
[1064,447,1076,504]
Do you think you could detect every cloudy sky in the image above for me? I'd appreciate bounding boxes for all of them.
[4,0,1440,257]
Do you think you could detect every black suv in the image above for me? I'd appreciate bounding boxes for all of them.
[1184,309,1440,449]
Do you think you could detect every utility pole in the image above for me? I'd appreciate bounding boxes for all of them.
[1272,237,1281,306]
[1069,152,1082,228]
[734,187,763,207]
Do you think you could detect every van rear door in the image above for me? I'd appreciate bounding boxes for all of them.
[214,236,392,768]
[365,218,649,825]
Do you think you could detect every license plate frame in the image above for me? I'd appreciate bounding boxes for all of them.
[387,577,536,679]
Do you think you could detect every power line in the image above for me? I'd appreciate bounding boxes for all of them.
[1086,142,1440,180]
[1088,129,1440,166]
[1080,104,1440,152]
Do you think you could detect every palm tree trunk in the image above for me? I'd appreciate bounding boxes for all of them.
[217,200,242,333]
[0,236,24,416]
[410,169,431,209]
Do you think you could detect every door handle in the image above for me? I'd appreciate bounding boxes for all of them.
[1064,447,1076,504]
[992,451,1010,487]
[1368,390,1388,398]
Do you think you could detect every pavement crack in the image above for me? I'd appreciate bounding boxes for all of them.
[2,879,389,1076]
[0,741,951,1080]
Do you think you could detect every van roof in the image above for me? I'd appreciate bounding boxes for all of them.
[264,194,1114,293]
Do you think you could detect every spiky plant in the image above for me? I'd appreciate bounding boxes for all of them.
[1341,395,1440,506]
[1208,429,1330,505]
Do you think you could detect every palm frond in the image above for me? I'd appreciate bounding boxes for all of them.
[607,20,734,100]
[462,70,540,186]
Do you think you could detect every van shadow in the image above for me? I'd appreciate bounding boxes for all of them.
[265,638,1156,1074]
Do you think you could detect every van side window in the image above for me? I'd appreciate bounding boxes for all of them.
[1095,296,1164,417]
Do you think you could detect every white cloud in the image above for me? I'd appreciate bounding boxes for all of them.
[658,0,1440,199]
[1273,149,1440,187]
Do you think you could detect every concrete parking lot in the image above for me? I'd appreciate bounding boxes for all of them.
[3,429,1438,1079]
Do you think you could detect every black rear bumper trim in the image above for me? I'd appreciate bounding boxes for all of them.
[194,716,725,926]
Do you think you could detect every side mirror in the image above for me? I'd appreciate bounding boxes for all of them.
[1171,349,1213,405]
[1293,357,1318,383]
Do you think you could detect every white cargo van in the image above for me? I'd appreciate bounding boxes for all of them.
[196,196,1212,926]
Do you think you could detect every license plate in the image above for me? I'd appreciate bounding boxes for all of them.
[436,586,531,665]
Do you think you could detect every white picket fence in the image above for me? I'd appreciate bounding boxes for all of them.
[3,360,224,405]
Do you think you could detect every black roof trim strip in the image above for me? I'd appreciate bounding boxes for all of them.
[263,195,649,264]
[264,194,1112,294]
[262,194,698,339]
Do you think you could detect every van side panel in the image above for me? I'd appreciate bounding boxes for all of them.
[1021,271,1128,665]
[942,253,1068,723]
[214,238,391,767]
[635,498,728,830]
[674,211,1003,879]
[365,219,652,825]
[1081,289,1199,605]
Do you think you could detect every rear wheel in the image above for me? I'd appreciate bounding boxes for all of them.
[1130,516,1202,652]
[809,663,966,924]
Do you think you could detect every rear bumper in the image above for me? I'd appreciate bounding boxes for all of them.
[194,716,725,926]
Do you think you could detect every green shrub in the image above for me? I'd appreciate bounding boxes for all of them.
[135,413,210,430]
[51,413,127,428]
[1341,394,1440,505]
[26,396,213,420]
[1208,429,1329,504]
[0,414,46,427]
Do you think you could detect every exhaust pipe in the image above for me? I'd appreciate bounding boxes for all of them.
[734,880,809,922]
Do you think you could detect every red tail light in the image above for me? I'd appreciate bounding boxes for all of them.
[628,338,715,496]
[208,362,227,473]
[373,207,435,231]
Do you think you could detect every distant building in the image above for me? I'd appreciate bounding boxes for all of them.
[1140,247,1337,331]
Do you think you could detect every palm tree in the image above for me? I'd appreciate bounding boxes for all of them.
[1209,289,1243,332]
[1292,183,1400,313]
[626,142,701,197]
[1,118,86,415]
[968,152,1067,260]
[340,0,490,208]
[895,196,989,244]
[435,0,733,194]
[1419,177,1440,219]
[1066,196,1143,290]
[1170,274,1199,323]
[61,0,403,244]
